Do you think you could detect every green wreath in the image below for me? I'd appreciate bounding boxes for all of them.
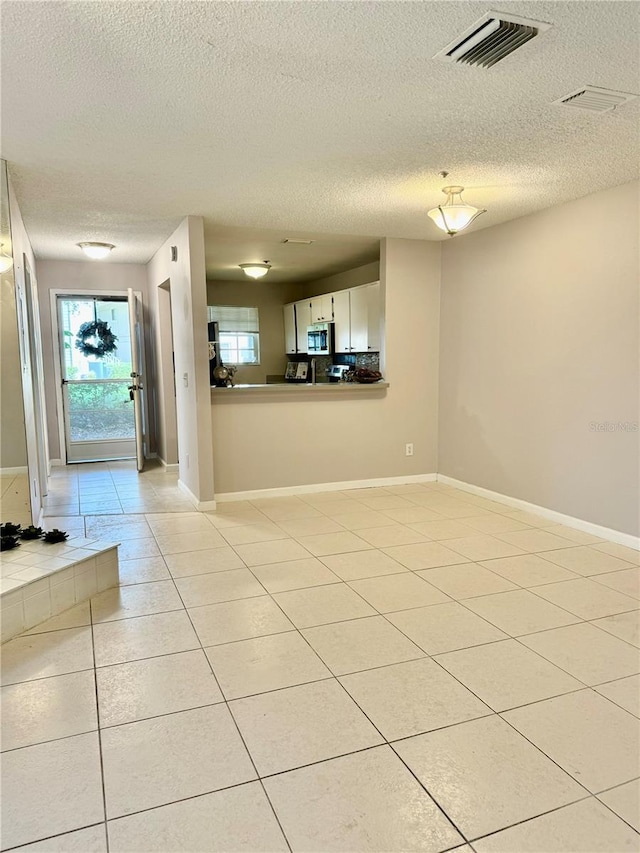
[75,320,118,358]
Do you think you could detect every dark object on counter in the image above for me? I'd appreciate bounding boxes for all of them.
[327,364,351,382]
[0,536,20,551]
[351,367,383,384]
[43,529,69,544]
[213,363,237,387]
[1,522,22,537]
[21,525,44,540]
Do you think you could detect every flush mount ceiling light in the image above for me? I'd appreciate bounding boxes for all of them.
[0,244,13,273]
[427,181,487,236]
[77,242,115,260]
[239,261,271,279]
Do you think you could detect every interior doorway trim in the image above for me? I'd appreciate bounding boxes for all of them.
[49,288,145,466]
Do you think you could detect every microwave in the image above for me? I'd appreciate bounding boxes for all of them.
[307,322,334,355]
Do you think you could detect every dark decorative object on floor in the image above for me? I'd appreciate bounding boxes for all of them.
[0,535,20,551]
[21,525,44,540]
[1,522,22,537]
[75,320,118,358]
[43,529,69,544]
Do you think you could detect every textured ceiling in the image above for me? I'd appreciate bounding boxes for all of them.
[205,224,379,282]
[1,1,639,276]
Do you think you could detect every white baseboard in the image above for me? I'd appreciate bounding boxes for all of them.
[437,475,639,550]
[0,466,28,476]
[49,459,64,467]
[159,458,179,473]
[215,473,438,503]
[178,479,217,511]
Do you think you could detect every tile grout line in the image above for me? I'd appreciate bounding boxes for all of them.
[237,557,475,846]
[0,822,107,853]
[88,595,110,853]
[198,528,476,847]
[10,471,640,848]
[144,522,296,853]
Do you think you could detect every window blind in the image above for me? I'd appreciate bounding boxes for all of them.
[208,305,259,333]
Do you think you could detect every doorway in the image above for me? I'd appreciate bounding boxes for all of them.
[55,293,145,465]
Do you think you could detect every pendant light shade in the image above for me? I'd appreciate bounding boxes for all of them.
[428,186,486,236]
[77,242,115,260]
[0,244,13,273]
[239,262,271,279]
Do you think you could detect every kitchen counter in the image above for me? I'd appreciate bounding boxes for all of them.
[211,381,389,396]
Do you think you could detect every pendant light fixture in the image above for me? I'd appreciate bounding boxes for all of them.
[0,244,13,273]
[77,242,115,260]
[239,261,271,279]
[427,174,486,236]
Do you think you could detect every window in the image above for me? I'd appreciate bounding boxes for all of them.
[208,305,260,365]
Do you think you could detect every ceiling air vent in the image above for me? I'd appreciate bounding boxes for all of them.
[553,86,638,113]
[434,11,551,68]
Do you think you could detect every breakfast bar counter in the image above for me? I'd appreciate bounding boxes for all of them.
[211,382,389,397]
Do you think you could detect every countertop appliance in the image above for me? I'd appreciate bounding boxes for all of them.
[326,364,350,382]
[307,322,334,356]
[285,361,309,382]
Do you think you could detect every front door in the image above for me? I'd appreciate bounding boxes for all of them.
[57,295,143,464]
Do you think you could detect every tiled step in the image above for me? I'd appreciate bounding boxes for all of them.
[1,537,119,642]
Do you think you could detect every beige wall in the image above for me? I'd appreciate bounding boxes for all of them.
[439,180,640,537]
[211,238,440,494]
[147,217,214,504]
[207,279,301,384]
[35,259,151,461]
[305,260,380,297]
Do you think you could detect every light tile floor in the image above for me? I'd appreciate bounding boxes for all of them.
[1,462,639,851]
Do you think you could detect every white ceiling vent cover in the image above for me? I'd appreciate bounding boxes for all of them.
[434,11,551,68]
[553,86,638,113]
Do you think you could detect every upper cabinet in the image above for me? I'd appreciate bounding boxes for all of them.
[284,303,297,355]
[366,282,381,352]
[310,294,333,323]
[349,286,368,353]
[294,299,311,353]
[284,282,381,356]
[332,290,351,354]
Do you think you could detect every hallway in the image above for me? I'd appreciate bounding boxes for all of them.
[1,464,639,851]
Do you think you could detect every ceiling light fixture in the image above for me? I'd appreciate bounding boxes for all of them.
[239,261,271,279]
[428,177,487,236]
[77,242,115,260]
[0,244,13,273]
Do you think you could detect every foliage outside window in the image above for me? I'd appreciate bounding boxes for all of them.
[208,305,260,365]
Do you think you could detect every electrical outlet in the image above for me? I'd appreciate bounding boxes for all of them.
[183,373,189,387]
[405,443,414,457]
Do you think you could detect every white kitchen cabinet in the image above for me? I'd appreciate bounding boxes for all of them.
[349,287,368,353]
[283,283,381,356]
[310,294,333,323]
[332,290,351,354]
[283,303,297,354]
[366,282,381,352]
[295,300,311,353]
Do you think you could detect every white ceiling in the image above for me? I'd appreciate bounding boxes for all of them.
[205,224,379,282]
[2,1,638,277]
